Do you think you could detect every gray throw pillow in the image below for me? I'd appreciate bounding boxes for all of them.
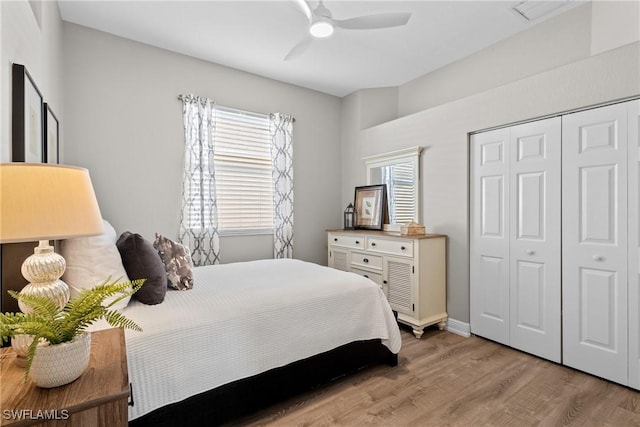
[116,232,168,305]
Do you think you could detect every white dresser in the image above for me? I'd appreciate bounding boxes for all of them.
[327,230,447,338]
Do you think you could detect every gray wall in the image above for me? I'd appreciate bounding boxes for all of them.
[1,0,64,162]
[0,1,65,313]
[61,23,342,266]
[341,2,640,324]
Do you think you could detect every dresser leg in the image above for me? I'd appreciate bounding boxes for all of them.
[437,319,447,331]
[412,328,424,339]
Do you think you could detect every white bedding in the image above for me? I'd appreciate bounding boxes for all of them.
[92,258,401,420]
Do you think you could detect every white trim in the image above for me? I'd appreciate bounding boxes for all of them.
[362,146,422,164]
[445,318,471,338]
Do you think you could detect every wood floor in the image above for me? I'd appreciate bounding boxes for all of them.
[231,325,640,426]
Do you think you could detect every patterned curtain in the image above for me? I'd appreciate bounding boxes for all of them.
[178,94,220,266]
[269,113,294,259]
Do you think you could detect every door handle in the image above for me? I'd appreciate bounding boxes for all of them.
[593,255,605,262]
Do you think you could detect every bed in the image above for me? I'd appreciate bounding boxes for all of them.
[88,258,402,425]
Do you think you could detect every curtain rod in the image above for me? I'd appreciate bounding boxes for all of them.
[178,94,295,122]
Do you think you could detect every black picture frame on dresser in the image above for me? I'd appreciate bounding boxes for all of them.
[354,184,387,230]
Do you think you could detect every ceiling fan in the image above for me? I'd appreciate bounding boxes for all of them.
[285,0,412,61]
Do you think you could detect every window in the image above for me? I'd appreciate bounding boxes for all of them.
[212,106,273,234]
[381,163,415,224]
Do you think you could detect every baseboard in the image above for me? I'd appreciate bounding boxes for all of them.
[445,318,471,338]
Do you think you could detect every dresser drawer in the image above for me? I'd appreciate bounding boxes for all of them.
[350,251,382,270]
[328,233,365,250]
[366,237,414,257]
[351,268,383,286]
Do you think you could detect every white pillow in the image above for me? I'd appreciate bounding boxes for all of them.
[61,220,131,310]
[102,220,118,243]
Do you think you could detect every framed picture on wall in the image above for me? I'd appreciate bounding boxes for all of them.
[12,63,44,162]
[354,184,387,230]
[44,103,59,164]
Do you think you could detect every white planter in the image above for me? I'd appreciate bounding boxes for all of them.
[29,332,91,388]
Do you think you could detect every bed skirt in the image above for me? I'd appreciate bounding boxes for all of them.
[129,338,398,426]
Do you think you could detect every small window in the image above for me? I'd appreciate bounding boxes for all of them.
[213,106,273,235]
[382,162,415,224]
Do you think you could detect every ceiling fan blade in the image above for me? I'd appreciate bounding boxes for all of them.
[333,12,411,30]
[292,0,312,20]
[284,36,313,61]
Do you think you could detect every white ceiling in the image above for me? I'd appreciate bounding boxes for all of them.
[58,0,586,97]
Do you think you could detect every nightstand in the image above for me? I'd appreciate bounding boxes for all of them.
[1,328,129,426]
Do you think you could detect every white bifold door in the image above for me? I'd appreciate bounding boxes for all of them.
[562,101,640,387]
[562,103,629,385]
[471,99,639,388]
[470,117,562,363]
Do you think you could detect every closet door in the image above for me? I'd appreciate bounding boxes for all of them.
[470,128,510,345]
[562,103,628,385]
[509,118,561,363]
[629,100,639,390]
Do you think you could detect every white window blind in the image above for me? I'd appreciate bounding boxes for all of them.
[383,163,415,224]
[213,106,273,234]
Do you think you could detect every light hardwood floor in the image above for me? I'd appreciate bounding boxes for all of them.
[232,325,640,426]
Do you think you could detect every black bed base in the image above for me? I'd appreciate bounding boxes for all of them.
[129,339,398,426]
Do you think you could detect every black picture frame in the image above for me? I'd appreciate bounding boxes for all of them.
[44,103,59,164]
[354,184,387,230]
[12,63,44,162]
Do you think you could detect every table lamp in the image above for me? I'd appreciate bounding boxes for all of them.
[0,163,104,362]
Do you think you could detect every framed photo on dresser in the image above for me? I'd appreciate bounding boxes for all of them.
[354,184,387,230]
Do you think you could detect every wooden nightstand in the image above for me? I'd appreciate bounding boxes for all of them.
[1,328,129,426]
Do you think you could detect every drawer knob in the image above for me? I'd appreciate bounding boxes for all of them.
[383,280,388,284]
[526,249,535,256]
[355,240,360,244]
[363,258,369,263]
[593,254,605,262]
[401,246,406,250]
[371,242,377,247]
[363,274,369,278]
[334,238,338,242]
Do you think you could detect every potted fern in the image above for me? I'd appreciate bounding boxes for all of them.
[0,278,144,388]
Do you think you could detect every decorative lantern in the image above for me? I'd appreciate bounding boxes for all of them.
[344,203,355,230]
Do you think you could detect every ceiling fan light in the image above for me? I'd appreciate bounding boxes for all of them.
[310,20,334,38]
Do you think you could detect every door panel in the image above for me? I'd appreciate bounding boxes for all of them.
[470,129,510,345]
[509,118,562,363]
[580,165,617,243]
[563,102,628,385]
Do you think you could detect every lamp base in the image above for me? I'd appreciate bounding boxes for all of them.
[18,241,69,313]
[12,241,71,363]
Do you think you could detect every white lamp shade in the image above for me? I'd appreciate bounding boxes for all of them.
[0,163,104,243]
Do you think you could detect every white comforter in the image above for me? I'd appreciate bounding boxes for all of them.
[93,258,402,420]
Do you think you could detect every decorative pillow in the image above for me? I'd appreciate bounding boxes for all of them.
[116,232,167,305]
[152,233,194,290]
[61,220,132,310]
[103,220,118,243]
